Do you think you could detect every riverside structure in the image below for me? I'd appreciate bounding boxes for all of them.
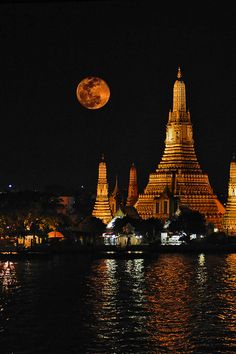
[92,155,112,224]
[135,68,225,229]
[223,155,236,235]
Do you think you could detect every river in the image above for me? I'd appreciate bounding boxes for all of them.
[0,253,236,353]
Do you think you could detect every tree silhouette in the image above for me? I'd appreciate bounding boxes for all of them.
[168,208,206,236]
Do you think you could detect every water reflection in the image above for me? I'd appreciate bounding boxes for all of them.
[0,254,235,353]
[217,254,236,342]
[0,261,20,337]
[0,261,18,292]
[86,258,149,352]
[191,254,236,353]
[87,254,236,353]
[144,255,193,352]
[196,253,207,287]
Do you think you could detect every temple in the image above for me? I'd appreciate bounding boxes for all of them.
[126,163,138,207]
[109,175,120,216]
[92,155,112,224]
[223,155,236,235]
[135,68,225,229]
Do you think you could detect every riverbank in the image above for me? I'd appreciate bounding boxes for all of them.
[1,241,236,260]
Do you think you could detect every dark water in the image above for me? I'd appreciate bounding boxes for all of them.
[0,253,236,353]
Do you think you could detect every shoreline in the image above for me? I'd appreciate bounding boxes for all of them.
[1,242,236,260]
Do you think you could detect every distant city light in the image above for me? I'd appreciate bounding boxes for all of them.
[8,184,12,188]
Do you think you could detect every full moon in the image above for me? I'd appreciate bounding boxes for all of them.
[76,76,110,109]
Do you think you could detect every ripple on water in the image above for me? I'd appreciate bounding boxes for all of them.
[0,254,235,353]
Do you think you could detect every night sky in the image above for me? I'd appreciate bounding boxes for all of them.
[0,1,236,202]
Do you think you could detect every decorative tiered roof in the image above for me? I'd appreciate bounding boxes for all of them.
[92,155,112,224]
[135,68,225,229]
[223,155,236,234]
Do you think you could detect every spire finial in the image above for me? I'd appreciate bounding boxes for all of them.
[177,67,182,79]
[232,152,236,162]
[101,153,104,161]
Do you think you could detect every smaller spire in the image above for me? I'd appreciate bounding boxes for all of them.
[112,175,119,195]
[177,67,182,79]
[101,153,104,161]
[232,152,236,162]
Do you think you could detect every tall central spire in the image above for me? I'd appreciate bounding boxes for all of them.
[135,67,225,229]
[159,67,199,170]
[173,67,186,112]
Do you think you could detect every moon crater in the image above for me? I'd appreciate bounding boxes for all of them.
[76,77,110,109]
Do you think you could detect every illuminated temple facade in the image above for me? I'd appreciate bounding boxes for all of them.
[223,156,236,235]
[135,68,225,229]
[92,155,112,224]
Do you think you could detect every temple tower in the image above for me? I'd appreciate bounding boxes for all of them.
[126,163,138,206]
[109,175,120,216]
[135,68,225,229]
[92,155,112,224]
[223,155,236,234]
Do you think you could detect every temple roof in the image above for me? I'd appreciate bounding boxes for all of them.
[114,208,126,218]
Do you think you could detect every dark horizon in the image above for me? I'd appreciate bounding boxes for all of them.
[0,1,235,202]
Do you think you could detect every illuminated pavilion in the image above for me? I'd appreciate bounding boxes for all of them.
[92,155,112,224]
[135,68,225,229]
[223,155,236,235]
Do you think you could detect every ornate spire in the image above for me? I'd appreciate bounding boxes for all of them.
[135,68,225,229]
[177,66,182,79]
[111,175,119,196]
[223,157,236,234]
[109,175,120,216]
[92,156,112,224]
[173,66,186,112]
[126,163,138,207]
[163,67,197,166]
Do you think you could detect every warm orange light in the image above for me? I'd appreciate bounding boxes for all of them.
[48,231,64,239]
[76,76,110,110]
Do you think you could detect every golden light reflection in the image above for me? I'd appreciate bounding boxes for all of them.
[88,259,119,322]
[0,261,19,292]
[196,253,207,286]
[218,254,236,331]
[145,255,193,352]
[198,253,205,267]
[79,255,236,352]
[87,258,147,342]
[126,259,144,276]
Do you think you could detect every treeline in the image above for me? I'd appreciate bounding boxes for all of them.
[0,191,70,238]
[0,191,214,240]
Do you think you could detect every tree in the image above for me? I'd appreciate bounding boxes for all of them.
[0,191,67,239]
[112,216,163,239]
[78,216,106,234]
[168,208,206,236]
